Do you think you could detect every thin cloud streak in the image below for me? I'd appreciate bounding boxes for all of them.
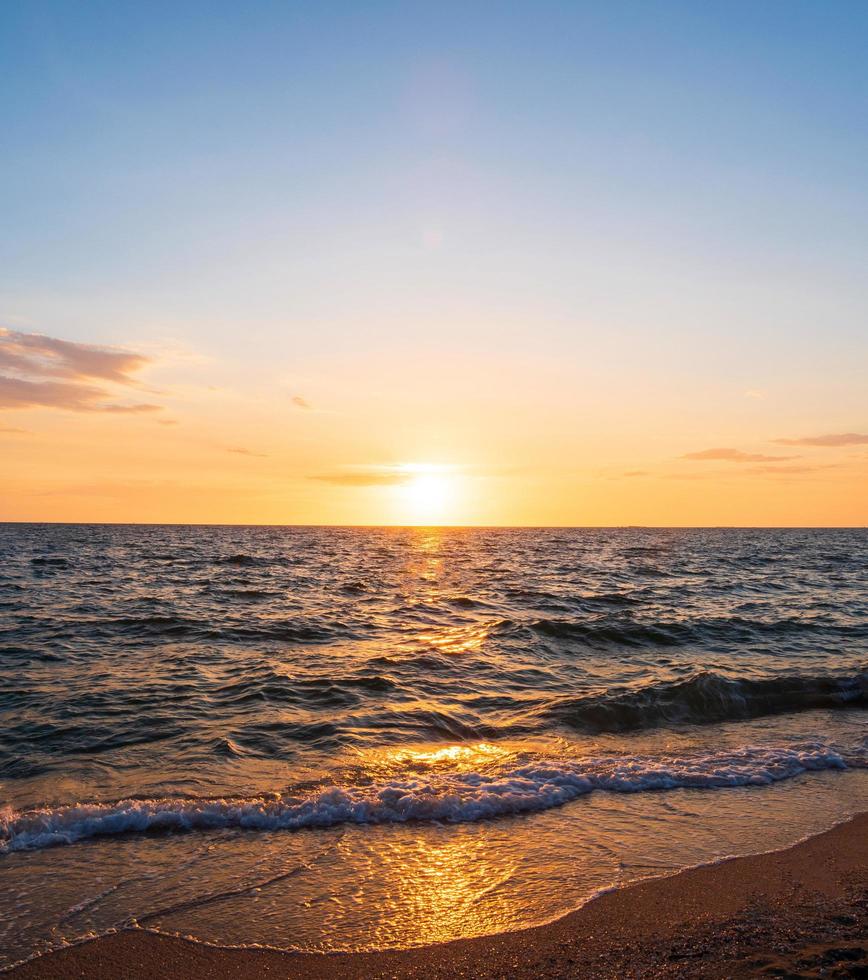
[227,447,269,458]
[774,433,868,447]
[682,447,799,463]
[745,464,834,475]
[310,461,467,487]
[0,377,160,413]
[310,471,411,487]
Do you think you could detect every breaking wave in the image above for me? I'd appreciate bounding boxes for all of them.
[1,741,854,853]
[547,670,867,733]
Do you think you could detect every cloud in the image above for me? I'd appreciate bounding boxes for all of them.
[622,470,649,478]
[98,402,160,414]
[310,462,462,487]
[0,328,149,383]
[292,395,312,410]
[773,432,868,448]
[310,470,410,487]
[227,447,268,458]
[0,425,27,434]
[0,377,159,413]
[745,464,832,475]
[0,328,160,414]
[682,447,799,463]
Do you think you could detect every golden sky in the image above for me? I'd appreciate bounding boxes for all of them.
[1,326,866,526]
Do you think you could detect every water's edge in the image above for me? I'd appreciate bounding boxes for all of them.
[8,805,866,975]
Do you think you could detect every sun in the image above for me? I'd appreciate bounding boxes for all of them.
[406,472,450,512]
[394,464,458,524]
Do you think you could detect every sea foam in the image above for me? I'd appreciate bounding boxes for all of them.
[0,742,851,853]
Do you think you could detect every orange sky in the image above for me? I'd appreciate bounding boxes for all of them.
[1,327,866,526]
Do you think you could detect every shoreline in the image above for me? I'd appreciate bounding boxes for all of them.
[10,811,868,978]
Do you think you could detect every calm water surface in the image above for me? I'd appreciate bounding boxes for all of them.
[1,525,866,966]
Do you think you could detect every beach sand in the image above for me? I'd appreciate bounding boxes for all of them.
[12,811,868,979]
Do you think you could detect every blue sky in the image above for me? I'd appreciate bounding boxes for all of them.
[4,1,868,347]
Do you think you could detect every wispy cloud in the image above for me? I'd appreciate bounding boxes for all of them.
[0,328,160,414]
[309,462,456,487]
[0,328,149,383]
[292,395,312,410]
[682,447,799,463]
[773,432,868,448]
[0,425,27,434]
[0,377,159,413]
[227,447,269,458]
[310,470,411,487]
[745,464,833,475]
[622,470,649,478]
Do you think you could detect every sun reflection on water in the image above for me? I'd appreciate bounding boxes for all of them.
[385,741,509,768]
[414,621,493,655]
[360,740,516,780]
[364,828,519,948]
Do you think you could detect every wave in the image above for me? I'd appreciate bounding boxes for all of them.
[218,554,266,567]
[0,742,853,853]
[547,670,867,733]
[207,588,283,601]
[211,671,396,710]
[507,615,868,647]
[52,614,350,645]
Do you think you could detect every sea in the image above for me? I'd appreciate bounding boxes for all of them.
[1,524,866,968]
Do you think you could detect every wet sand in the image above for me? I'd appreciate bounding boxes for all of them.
[11,811,868,979]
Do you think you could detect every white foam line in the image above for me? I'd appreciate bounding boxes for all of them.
[0,742,851,853]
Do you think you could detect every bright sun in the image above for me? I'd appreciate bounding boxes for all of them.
[395,464,458,524]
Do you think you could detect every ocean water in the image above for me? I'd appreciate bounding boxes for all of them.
[1,524,866,966]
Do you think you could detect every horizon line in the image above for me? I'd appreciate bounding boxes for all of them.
[1,521,865,530]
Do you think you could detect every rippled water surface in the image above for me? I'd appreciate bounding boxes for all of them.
[1,525,866,966]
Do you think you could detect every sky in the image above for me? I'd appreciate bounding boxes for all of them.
[1,0,867,526]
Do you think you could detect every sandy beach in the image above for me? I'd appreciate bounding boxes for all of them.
[11,810,868,979]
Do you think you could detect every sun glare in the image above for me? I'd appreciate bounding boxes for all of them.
[394,464,458,525]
